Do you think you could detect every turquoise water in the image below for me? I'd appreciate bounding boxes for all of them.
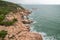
[22,5,60,40]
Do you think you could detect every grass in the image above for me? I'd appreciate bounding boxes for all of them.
[0,1,24,26]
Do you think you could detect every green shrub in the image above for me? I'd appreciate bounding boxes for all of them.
[0,30,7,40]
[13,18,18,22]
[0,14,5,21]
[0,18,17,26]
[0,21,14,26]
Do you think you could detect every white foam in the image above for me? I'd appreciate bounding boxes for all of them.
[30,26,57,40]
[28,17,33,20]
[29,12,57,40]
[33,21,37,24]
[29,18,33,20]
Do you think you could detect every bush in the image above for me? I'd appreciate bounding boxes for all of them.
[0,30,7,40]
[0,21,14,26]
[0,18,17,26]
[13,18,18,22]
[0,14,5,21]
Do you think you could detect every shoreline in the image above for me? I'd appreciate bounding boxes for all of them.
[0,7,43,40]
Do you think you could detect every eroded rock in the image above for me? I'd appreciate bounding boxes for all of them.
[0,8,42,40]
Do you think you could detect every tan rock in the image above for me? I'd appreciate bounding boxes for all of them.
[0,8,42,40]
[18,31,42,40]
[22,19,33,24]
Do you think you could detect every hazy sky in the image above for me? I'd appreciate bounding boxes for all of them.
[5,0,60,4]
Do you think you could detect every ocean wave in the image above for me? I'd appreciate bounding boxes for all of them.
[29,12,57,40]
[30,25,57,40]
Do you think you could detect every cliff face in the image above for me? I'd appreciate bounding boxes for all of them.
[0,1,42,40]
[0,8,42,40]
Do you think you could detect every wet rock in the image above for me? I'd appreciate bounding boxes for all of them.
[22,19,33,24]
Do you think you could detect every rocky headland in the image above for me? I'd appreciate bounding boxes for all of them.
[0,1,42,40]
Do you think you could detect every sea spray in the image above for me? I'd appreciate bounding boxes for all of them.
[30,21,57,40]
[29,10,57,40]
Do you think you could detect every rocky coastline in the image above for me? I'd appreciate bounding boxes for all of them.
[0,6,42,40]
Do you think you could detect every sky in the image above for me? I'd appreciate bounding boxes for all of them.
[5,0,60,4]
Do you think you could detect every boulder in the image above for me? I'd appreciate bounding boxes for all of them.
[18,31,42,40]
[22,19,33,24]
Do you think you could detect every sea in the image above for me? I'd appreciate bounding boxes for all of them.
[21,5,60,40]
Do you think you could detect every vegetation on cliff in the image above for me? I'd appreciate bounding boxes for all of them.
[0,30,7,40]
[0,0,25,40]
[0,0,24,26]
[0,18,17,26]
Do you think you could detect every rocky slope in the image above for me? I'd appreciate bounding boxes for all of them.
[0,1,42,40]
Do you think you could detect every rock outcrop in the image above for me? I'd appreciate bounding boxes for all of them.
[0,8,42,40]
